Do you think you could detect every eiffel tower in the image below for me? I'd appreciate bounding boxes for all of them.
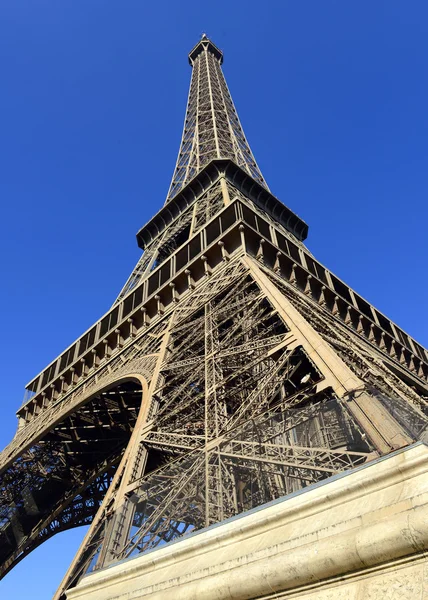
[1,35,428,599]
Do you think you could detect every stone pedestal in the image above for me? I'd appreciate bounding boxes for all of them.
[66,443,428,600]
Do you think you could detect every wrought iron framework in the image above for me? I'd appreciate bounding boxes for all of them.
[166,35,268,202]
[1,35,428,600]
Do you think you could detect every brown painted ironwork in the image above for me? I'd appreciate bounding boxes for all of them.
[1,36,427,600]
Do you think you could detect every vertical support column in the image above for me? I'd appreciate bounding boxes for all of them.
[220,176,231,205]
[55,317,175,599]
[96,315,174,568]
[204,302,225,527]
[205,47,221,157]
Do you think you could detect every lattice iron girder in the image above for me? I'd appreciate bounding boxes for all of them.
[19,184,427,433]
[166,36,268,201]
[111,393,371,561]
[58,262,382,572]
[219,441,368,475]
[142,432,369,474]
[2,224,427,587]
[1,327,163,472]
[0,248,422,598]
[113,193,203,305]
[0,381,144,577]
[0,466,115,580]
[264,264,428,416]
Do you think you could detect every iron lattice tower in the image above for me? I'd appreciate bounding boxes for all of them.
[1,36,428,599]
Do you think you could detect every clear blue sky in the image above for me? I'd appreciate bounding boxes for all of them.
[1,1,427,598]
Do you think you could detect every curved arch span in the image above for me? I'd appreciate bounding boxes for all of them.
[0,375,149,580]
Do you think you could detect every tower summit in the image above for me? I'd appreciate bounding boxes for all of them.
[1,37,428,600]
[167,34,268,201]
[114,35,305,304]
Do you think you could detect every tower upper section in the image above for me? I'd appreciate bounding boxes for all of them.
[166,35,269,202]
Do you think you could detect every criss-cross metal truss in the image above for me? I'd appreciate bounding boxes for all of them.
[1,36,428,600]
[166,35,268,202]
[115,35,269,305]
